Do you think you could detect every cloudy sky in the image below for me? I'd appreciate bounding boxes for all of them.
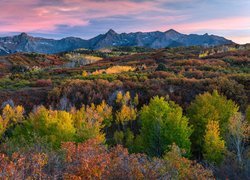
[0,0,249,44]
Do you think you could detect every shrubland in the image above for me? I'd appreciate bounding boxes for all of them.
[0,44,249,179]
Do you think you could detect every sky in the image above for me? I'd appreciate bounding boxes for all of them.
[0,0,249,44]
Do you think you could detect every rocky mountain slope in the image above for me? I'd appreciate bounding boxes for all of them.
[0,29,234,54]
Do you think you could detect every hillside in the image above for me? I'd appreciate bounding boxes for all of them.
[0,44,249,179]
[0,44,249,110]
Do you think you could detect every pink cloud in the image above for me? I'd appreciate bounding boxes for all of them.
[228,35,250,44]
[170,17,250,32]
[169,17,250,44]
[137,17,250,44]
[0,0,163,33]
[0,0,249,44]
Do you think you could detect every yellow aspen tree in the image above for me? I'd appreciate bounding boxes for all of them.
[0,105,24,137]
[203,120,225,164]
[133,93,139,106]
[123,91,131,105]
[116,91,123,104]
[0,115,4,137]
[115,105,136,126]
[228,112,250,163]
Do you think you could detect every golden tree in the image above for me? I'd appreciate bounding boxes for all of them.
[203,120,225,164]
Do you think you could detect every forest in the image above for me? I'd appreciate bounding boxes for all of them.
[0,45,249,179]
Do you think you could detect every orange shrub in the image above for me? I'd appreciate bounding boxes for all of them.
[62,138,161,179]
[0,152,48,179]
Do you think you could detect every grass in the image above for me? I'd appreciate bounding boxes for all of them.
[0,78,31,90]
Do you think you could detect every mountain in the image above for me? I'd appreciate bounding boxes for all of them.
[0,29,234,55]
[0,46,10,55]
[0,33,89,54]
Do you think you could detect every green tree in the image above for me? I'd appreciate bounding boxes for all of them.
[156,63,167,71]
[133,93,139,106]
[113,130,124,144]
[73,102,112,143]
[246,105,250,124]
[187,90,238,154]
[125,129,135,149]
[8,102,112,149]
[27,106,76,147]
[203,120,225,164]
[139,96,192,157]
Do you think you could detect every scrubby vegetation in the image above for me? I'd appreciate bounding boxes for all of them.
[0,44,249,179]
[92,65,135,75]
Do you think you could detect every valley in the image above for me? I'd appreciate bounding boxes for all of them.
[1,0,249,178]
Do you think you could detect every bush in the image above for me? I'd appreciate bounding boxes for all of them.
[35,79,52,87]
[155,63,167,71]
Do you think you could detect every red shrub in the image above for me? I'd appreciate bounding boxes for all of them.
[35,79,52,87]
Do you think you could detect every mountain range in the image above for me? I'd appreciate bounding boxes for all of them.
[0,29,234,55]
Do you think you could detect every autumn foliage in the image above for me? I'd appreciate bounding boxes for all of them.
[0,88,249,179]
